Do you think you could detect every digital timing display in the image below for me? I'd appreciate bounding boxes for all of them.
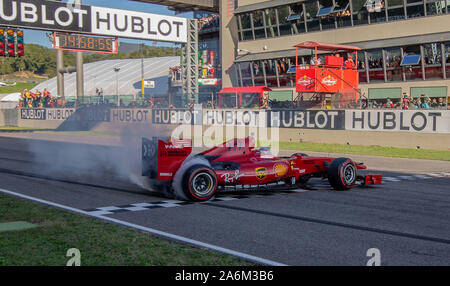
[53,33,118,54]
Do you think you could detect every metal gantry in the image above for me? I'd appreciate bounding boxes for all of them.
[181,18,199,104]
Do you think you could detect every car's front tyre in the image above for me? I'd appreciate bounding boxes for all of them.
[327,158,357,190]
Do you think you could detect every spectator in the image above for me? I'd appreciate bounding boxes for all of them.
[401,92,409,110]
[437,97,446,109]
[345,55,355,69]
[430,98,438,109]
[420,94,431,109]
[386,97,394,108]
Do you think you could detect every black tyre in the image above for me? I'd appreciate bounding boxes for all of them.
[327,158,357,190]
[182,164,218,202]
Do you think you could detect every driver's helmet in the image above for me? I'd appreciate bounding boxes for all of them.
[259,147,273,159]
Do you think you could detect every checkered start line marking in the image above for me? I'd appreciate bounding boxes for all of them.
[83,189,309,216]
[82,173,449,216]
[382,172,450,182]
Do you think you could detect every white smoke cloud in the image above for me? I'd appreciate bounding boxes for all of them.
[26,123,170,194]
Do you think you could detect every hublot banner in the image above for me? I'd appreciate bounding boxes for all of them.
[19,108,450,133]
[269,110,345,130]
[346,110,450,133]
[0,0,187,43]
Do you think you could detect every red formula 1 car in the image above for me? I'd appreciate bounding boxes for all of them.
[142,137,382,202]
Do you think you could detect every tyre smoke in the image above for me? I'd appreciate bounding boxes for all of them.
[25,123,169,193]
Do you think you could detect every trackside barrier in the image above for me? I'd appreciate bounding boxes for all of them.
[15,108,450,134]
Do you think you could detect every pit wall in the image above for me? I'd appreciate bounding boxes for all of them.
[11,108,450,151]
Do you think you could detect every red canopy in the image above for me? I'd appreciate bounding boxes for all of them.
[219,86,272,93]
[294,41,361,52]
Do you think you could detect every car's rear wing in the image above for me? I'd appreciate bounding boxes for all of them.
[142,137,192,181]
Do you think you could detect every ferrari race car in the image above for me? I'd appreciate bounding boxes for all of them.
[142,137,382,202]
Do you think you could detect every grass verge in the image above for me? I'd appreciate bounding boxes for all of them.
[0,194,252,266]
[0,126,40,131]
[0,82,37,94]
[279,141,450,161]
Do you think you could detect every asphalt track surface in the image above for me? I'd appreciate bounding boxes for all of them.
[0,134,449,266]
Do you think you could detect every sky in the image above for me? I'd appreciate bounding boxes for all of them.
[25,0,192,48]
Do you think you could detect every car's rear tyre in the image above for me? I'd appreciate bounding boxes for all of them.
[182,164,218,202]
[327,158,357,190]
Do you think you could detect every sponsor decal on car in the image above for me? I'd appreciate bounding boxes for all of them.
[221,170,244,183]
[290,161,294,170]
[255,167,267,180]
[165,144,184,149]
[274,163,289,177]
[321,75,337,86]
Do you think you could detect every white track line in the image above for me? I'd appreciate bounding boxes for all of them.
[0,188,286,266]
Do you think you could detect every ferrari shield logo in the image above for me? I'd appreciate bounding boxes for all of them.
[255,167,267,180]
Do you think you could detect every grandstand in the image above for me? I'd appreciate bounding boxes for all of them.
[32,56,180,100]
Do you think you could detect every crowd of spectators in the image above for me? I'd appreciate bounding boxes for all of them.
[18,89,66,109]
[18,88,447,110]
[367,55,383,69]
[198,14,219,33]
[370,93,447,109]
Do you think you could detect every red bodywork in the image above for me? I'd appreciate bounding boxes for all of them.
[142,137,382,189]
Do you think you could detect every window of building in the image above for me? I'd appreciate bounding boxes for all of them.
[365,0,385,12]
[278,6,293,36]
[241,93,261,108]
[387,0,406,21]
[353,0,370,25]
[384,47,402,81]
[253,61,266,86]
[365,0,387,23]
[426,0,446,16]
[406,0,425,18]
[319,0,337,30]
[366,49,384,81]
[357,51,368,83]
[278,58,294,87]
[242,30,253,41]
[444,42,450,79]
[220,93,238,108]
[290,3,306,34]
[239,62,253,86]
[288,3,304,21]
[403,45,423,80]
[264,59,279,87]
[423,43,443,79]
[239,13,254,41]
[252,10,266,39]
[264,8,279,38]
[240,13,251,29]
[305,1,321,31]
[335,0,352,27]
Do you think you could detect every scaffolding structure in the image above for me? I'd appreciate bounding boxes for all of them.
[181,18,199,104]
